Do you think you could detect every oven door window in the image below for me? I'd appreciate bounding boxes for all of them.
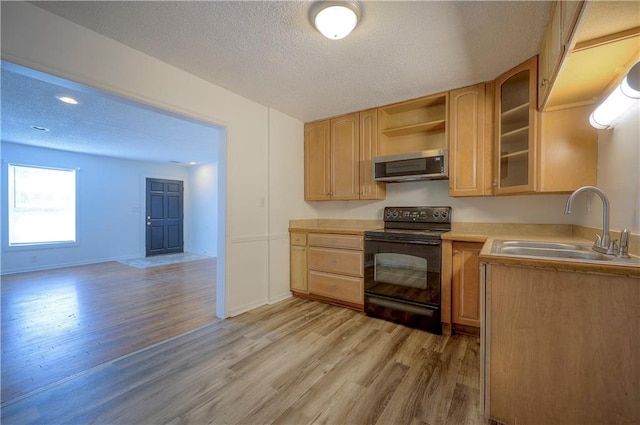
[374,253,427,289]
[364,240,441,306]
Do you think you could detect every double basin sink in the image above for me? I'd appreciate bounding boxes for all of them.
[491,240,640,265]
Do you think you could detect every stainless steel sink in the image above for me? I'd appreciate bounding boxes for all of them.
[491,239,640,264]
[499,240,587,251]
[497,246,613,261]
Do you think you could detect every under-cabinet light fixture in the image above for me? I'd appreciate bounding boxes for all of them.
[311,1,360,40]
[589,61,640,129]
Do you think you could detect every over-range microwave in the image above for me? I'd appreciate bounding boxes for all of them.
[373,149,449,182]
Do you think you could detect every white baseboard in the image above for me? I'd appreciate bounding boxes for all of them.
[268,292,293,304]
[226,298,269,318]
[0,254,137,275]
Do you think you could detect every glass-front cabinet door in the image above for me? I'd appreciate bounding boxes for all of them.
[494,56,537,194]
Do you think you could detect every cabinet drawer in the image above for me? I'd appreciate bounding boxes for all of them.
[290,232,307,246]
[308,247,363,277]
[308,271,363,304]
[308,233,363,250]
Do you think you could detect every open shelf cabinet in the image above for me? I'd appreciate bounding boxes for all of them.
[378,92,448,156]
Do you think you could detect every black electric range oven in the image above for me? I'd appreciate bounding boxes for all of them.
[364,206,451,334]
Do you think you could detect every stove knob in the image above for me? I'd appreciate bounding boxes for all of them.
[441,210,449,219]
[433,211,441,219]
[391,209,399,218]
[384,209,392,219]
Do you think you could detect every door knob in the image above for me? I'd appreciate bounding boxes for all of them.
[147,216,151,219]
[147,222,151,225]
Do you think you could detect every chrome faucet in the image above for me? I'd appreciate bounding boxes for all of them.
[565,186,618,255]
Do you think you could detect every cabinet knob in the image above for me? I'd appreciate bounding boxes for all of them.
[540,78,549,88]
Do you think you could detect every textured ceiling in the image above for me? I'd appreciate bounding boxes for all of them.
[3,1,556,164]
[1,62,222,164]
[30,1,553,123]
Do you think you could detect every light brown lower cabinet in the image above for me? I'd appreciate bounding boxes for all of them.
[451,242,482,330]
[289,232,307,293]
[482,263,640,424]
[441,239,483,335]
[290,232,364,310]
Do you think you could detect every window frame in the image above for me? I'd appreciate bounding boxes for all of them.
[4,162,79,251]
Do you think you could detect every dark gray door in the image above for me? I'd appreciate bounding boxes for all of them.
[146,178,183,256]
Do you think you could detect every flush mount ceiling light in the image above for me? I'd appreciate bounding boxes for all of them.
[311,1,361,40]
[589,61,640,129]
[57,95,79,105]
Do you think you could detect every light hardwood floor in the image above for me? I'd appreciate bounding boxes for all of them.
[2,261,484,424]
[1,259,218,402]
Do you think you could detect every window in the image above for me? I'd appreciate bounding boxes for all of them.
[8,164,76,246]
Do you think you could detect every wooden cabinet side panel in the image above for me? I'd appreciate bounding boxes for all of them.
[441,240,453,326]
[331,113,360,200]
[487,265,640,424]
[359,109,386,200]
[304,121,331,200]
[449,84,486,197]
[538,105,597,192]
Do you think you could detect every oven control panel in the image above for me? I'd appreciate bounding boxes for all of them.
[383,206,451,223]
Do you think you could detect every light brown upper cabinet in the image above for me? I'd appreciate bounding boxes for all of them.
[538,1,564,109]
[538,0,586,110]
[495,56,597,195]
[304,111,385,201]
[378,92,448,156]
[304,119,331,200]
[359,109,386,200]
[494,56,538,194]
[448,83,494,197]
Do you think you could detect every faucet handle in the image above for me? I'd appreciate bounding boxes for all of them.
[619,229,631,258]
[594,234,602,246]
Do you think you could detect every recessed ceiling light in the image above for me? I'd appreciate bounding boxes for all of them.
[189,162,197,165]
[57,95,79,105]
[30,125,50,131]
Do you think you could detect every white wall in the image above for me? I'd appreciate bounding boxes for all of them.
[188,163,218,256]
[1,2,306,318]
[575,102,640,233]
[1,142,197,274]
[267,109,316,303]
[308,179,575,224]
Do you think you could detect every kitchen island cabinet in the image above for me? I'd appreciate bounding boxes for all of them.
[481,263,639,424]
